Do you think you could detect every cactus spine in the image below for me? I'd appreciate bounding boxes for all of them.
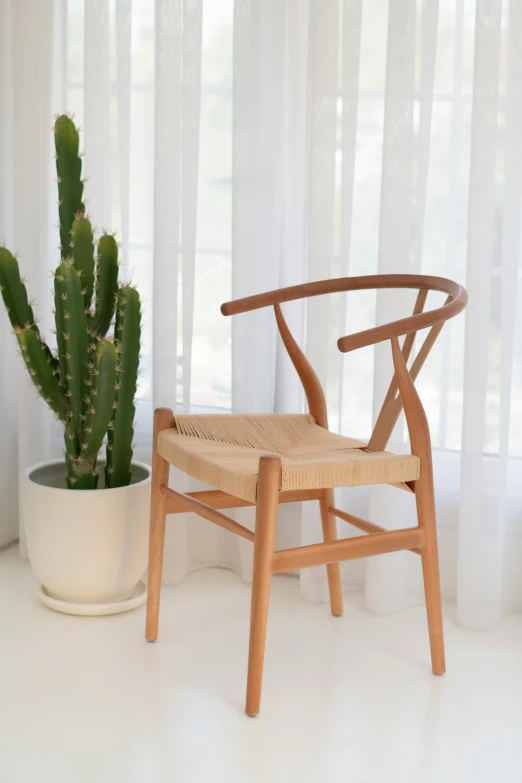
[0,114,141,490]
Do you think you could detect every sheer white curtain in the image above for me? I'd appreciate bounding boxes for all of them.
[1,0,521,631]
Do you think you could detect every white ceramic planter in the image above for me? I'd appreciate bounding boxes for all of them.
[22,460,151,614]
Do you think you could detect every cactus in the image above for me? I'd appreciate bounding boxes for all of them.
[0,115,141,490]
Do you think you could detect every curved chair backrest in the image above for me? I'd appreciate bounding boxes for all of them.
[221,274,467,452]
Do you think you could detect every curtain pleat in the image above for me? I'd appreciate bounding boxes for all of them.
[231,0,285,415]
[0,0,17,546]
[306,0,339,392]
[153,0,183,409]
[415,0,439,271]
[84,0,112,228]
[365,0,418,614]
[337,0,362,428]
[296,0,341,602]
[496,0,522,615]
[457,0,503,630]
[274,0,309,416]
[181,0,203,413]
[230,0,290,579]
[115,0,132,270]
[437,0,464,450]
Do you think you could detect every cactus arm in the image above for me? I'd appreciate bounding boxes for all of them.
[80,340,117,465]
[90,234,119,338]
[105,286,141,488]
[70,215,95,309]
[0,248,37,330]
[16,328,68,423]
[54,115,85,257]
[54,262,89,443]
[1,247,61,381]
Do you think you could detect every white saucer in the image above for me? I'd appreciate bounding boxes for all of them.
[38,580,147,616]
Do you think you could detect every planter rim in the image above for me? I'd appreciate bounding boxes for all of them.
[24,458,151,495]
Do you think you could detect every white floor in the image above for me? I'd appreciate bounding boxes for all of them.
[1,546,521,783]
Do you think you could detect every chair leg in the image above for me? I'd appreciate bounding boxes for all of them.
[319,489,343,616]
[246,455,281,717]
[145,408,173,642]
[415,468,445,675]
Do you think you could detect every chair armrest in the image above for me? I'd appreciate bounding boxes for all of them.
[337,286,467,352]
[221,274,467,351]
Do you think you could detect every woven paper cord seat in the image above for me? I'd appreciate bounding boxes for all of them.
[157,414,420,503]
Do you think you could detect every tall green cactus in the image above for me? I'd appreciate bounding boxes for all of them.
[0,114,141,490]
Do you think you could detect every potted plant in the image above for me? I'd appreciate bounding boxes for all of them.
[0,115,150,615]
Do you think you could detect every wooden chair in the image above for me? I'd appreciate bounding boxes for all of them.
[145,274,467,716]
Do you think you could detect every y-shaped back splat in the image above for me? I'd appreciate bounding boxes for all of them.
[274,290,453,450]
[367,291,451,452]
